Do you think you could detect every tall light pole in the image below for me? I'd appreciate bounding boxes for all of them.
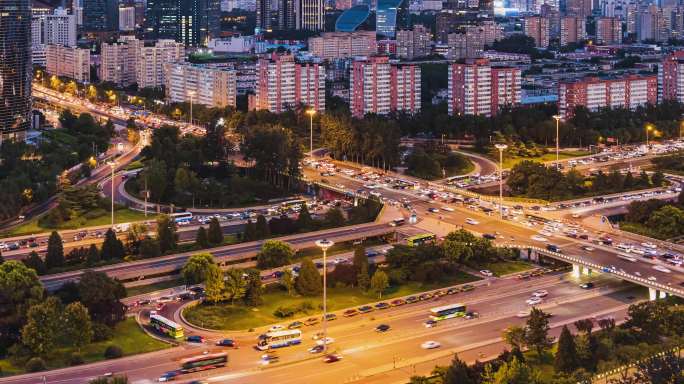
[306,109,316,158]
[495,144,508,219]
[552,115,561,170]
[645,123,653,148]
[108,161,117,226]
[315,239,334,353]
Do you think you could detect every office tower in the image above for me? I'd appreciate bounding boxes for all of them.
[46,45,91,83]
[83,0,119,31]
[144,0,220,46]
[165,63,237,108]
[524,16,549,48]
[560,16,585,46]
[119,6,136,31]
[448,58,521,116]
[279,0,296,29]
[32,7,77,66]
[296,0,325,31]
[376,0,409,38]
[256,0,272,31]
[596,16,622,43]
[0,0,31,139]
[559,75,656,120]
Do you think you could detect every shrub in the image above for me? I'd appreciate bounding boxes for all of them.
[69,352,84,366]
[104,345,123,359]
[83,208,107,220]
[273,306,295,318]
[25,357,46,372]
[92,323,114,342]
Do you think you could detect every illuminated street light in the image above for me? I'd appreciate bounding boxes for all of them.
[494,144,508,219]
[552,115,561,170]
[645,123,654,148]
[306,109,316,158]
[315,239,334,353]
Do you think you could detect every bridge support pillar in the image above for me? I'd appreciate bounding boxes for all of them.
[354,196,358,207]
[582,267,592,276]
[649,288,659,301]
[572,264,581,278]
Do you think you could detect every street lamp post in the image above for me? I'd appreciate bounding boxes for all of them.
[552,115,561,170]
[108,162,116,226]
[306,109,316,158]
[645,123,653,148]
[494,144,508,219]
[315,239,334,353]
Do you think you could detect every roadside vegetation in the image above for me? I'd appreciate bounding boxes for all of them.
[405,141,474,180]
[618,192,684,240]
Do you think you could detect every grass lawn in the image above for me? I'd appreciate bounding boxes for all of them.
[476,260,535,277]
[502,150,591,169]
[0,318,169,376]
[619,222,667,240]
[5,208,154,237]
[126,277,186,297]
[184,272,480,331]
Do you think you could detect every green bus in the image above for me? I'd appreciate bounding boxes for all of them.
[429,303,467,321]
[181,352,228,373]
[149,314,184,339]
[407,233,437,247]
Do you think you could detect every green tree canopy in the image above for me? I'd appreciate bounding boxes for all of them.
[295,258,322,296]
[181,253,216,285]
[256,240,294,269]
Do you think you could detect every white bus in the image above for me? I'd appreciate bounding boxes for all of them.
[169,212,193,224]
[256,329,302,350]
[429,303,466,321]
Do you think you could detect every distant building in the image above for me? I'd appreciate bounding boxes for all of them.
[308,31,376,60]
[31,7,77,66]
[335,5,371,32]
[524,16,549,48]
[447,58,521,116]
[144,0,220,47]
[83,0,119,31]
[207,36,256,53]
[46,45,90,83]
[660,51,684,103]
[1,0,32,139]
[396,24,431,59]
[560,16,585,46]
[559,75,657,120]
[596,17,622,44]
[101,37,185,88]
[376,0,409,38]
[119,6,136,31]
[165,63,237,108]
[296,0,325,31]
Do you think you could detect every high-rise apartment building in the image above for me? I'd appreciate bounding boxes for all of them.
[596,17,622,43]
[165,63,237,108]
[637,5,667,42]
[391,64,421,115]
[0,0,31,139]
[560,16,585,46]
[308,31,377,60]
[101,37,185,88]
[144,0,220,46]
[540,4,560,37]
[447,58,521,116]
[253,53,325,113]
[46,45,90,83]
[565,0,592,18]
[396,25,431,59]
[119,6,136,31]
[32,7,77,66]
[524,16,549,48]
[256,0,272,31]
[558,75,657,120]
[278,0,296,29]
[660,51,684,103]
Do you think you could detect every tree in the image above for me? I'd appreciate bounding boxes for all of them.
[296,203,313,231]
[207,218,223,245]
[485,357,542,384]
[280,269,295,296]
[86,244,100,265]
[195,227,209,248]
[442,238,474,266]
[323,208,345,228]
[255,215,271,239]
[181,253,216,285]
[646,205,684,238]
[61,302,93,351]
[142,159,167,202]
[357,262,370,292]
[23,251,46,275]
[21,297,61,355]
[77,270,126,326]
[554,325,579,373]
[443,354,478,384]
[503,326,526,350]
[353,245,370,289]
[370,270,389,298]
[256,240,294,269]
[243,219,257,241]
[243,269,263,306]
[224,268,247,305]
[525,308,552,357]
[100,229,125,261]
[0,261,44,350]
[295,258,322,296]
[45,231,64,269]
[204,264,227,304]
[156,215,178,253]
[651,170,665,187]
[138,238,161,259]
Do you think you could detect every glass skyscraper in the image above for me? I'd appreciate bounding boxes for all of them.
[145,0,220,46]
[376,0,409,38]
[0,0,32,140]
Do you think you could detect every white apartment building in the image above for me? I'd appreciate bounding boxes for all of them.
[46,45,90,83]
[32,7,77,66]
[308,31,377,60]
[119,6,136,31]
[101,37,184,88]
[165,63,237,108]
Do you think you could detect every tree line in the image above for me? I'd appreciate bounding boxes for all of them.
[621,192,684,239]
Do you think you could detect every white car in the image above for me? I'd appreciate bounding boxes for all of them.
[269,325,285,332]
[516,310,531,318]
[581,246,595,252]
[532,290,548,298]
[421,341,441,349]
[526,297,543,306]
[480,270,493,277]
[648,276,657,281]
[653,265,671,273]
[316,337,335,346]
[531,235,548,242]
[441,207,455,212]
[465,218,479,225]
[424,320,437,328]
[641,242,657,249]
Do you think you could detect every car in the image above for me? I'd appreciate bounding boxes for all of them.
[323,313,337,321]
[186,335,204,343]
[532,290,548,298]
[358,305,374,313]
[483,233,496,240]
[158,371,179,382]
[312,332,325,340]
[580,282,595,289]
[343,309,359,317]
[460,285,475,292]
[653,265,672,273]
[531,235,548,242]
[406,296,419,304]
[465,218,479,225]
[526,297,543,306]
[427,208,440,213]
[390,299,406,306]
[581,246,595,252]
[648,276,657,281]
[479,269,493,277]
[446,287,459,295]
[433,290,446,297]
[421,341,441,349]
[308,345,325,354]
[546,244,561,253]
[441,207,455,212]
[288,321,304,329]
[375,302,390,310]
[269,325,285,332]
[316,337,335,346]
[375,324,391,332]
[215,338,237,348]
[305,317,319,326]
[424,320,437,328]
[418,293,433,301]
[464,311,479,320]
[516,310,531,318]
[323,354,343,363]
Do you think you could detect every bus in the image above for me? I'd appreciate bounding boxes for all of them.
[407,233,437,247]
[256,329,302,350]
[429,303,467,321]
[280,199,306,211]
[149,314,184,339]
[180,352,228,373]
[169,211,193,224]
[389,218,405,227]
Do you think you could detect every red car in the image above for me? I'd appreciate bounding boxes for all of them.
[323,354,343,363]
